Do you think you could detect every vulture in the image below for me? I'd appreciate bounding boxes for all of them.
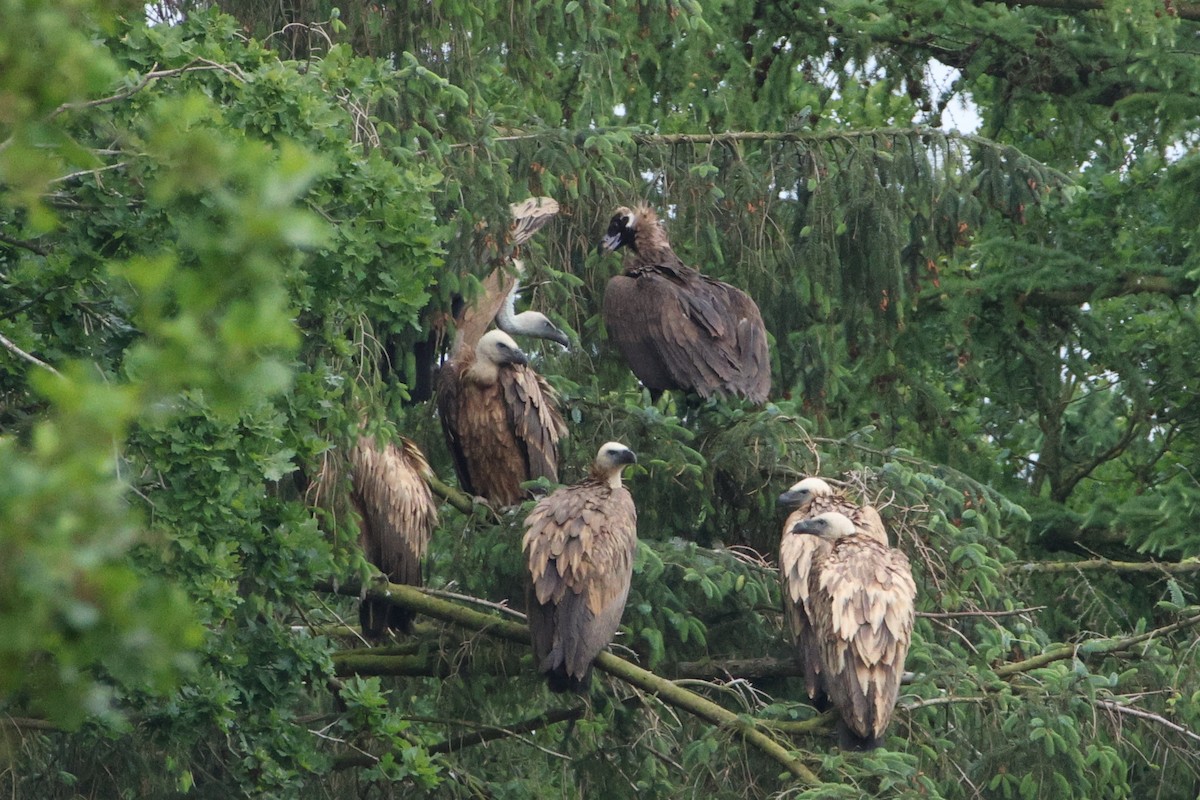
[494,262,570,348]
[598,204,771,404]
[437,329,567,507]
[348,434,438,637]
[790,511,916,751]
[777,477,887,707]
[523,442,639,692]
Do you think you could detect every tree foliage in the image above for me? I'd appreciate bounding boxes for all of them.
[3,0,1200,797]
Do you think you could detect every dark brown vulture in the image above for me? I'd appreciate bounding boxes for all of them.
[598,204,771,404]
[778,477,887,707]
[790,511,916,751]
[523,442,638,692]
[349,435,438,637]
[436,329,567,507]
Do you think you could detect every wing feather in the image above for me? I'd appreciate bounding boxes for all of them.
[350,436,438,636]
[810,536,916,742]
[523,482,638,685]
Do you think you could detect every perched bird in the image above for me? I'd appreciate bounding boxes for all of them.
[790,511,916,751]
[494,261,570,348]
[523,442,639,692]
[348,435,438,637]
[778,478,888,707]
[405,197,560,403]
[598,204,771,403]
[437,329,567,507]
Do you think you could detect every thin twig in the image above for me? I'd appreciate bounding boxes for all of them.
[1094,699,1200,746]
[917,606,1046,619]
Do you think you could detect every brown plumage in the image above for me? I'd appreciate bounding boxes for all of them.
[349,435,439,637]
[778,477,887,708]
[437,329,567,507]
[791,511,916,751]
[598,204,771,403]
[523,442,638,692]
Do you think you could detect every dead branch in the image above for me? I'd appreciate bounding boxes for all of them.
[1094,699,1200,747]
[0,331,61,376]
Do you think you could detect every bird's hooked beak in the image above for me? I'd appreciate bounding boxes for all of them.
[616,449,638,467]
[777,488,805,508]
[546,326,571,349]
[598,231,623,255]
[788,518,825,538]
[505,347,529,367]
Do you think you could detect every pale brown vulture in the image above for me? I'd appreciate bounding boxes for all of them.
[790,511,916,751]
[598,204,771,403]
[778,477,887,707]
[523,442,638,692]
[436,329,567,507]
[348,435,438,637]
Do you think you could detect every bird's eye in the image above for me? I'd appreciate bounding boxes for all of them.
[620,215,630,226]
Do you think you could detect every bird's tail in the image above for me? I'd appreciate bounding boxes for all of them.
[359,599,415,639]
[836,719,883,752]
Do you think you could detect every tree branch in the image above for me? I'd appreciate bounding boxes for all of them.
[994,612,1200,677]
[992,0,1200,23]
[1006,558,1200,575]
[0,232,48,256]
[1094,699,1200,746]
[0,331,61,376]
[315,579,822,784]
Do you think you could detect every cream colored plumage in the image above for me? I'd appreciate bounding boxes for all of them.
[523,442,638,692]
[791,511,915,750]
[778,478,887,706]
[349,435,438,637]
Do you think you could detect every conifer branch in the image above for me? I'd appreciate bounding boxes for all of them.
[1006,558,1200,575]
[994,612,1200,677]
[993,0,1200,23]
[317,579,822,784]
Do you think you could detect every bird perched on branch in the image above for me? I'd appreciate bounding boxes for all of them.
[598,204,770,404]
[789,510,916,751]
[494,260,570,348]
[778,477,887,708]
[437,329,567,508]
[523,442,639,692]
[339,434,438,638]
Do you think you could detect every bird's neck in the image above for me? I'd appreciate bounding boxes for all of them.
[465,358,501,385]
[590,470,624,490]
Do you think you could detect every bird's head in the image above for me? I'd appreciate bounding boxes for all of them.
[598,206,640,255]
[777,477,834,509]
[593,441,637,486]
[476,329,529,367]
[789,511,856,540]
[516,312,571,348]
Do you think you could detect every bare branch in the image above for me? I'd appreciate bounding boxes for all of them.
[1006,558,1200,575]
[0,232,48,256]
[1094,699,1200,746]
[917,606,1047,619]
[991,0,1200,23]
[0,331,61,376]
